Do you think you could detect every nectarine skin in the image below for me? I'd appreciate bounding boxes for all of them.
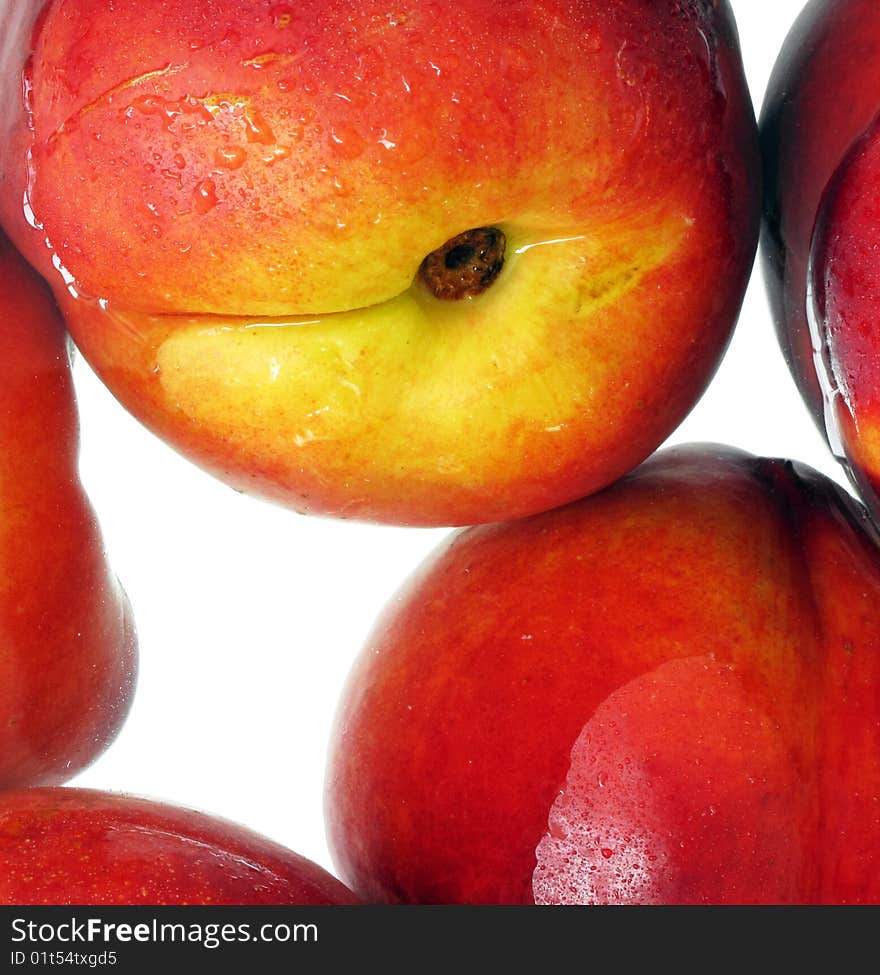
[326,444,880,904]
[762,0,880,523]
[0,788,359,904]
[0,0,760,525]
[0,230,136,789]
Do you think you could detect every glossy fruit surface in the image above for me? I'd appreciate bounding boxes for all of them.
[0,230,136,788]
[0,788,359,904]
[762,0,880,522]
[0,0,760,525]
[327,444,880,904]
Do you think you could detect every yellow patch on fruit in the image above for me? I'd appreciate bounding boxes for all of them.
[848,415,880,481]
[143,211,687,484]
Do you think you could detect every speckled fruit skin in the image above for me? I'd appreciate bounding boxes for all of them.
[0,788,359,904]
[0,0,760,526]
[326,444,880,904]
[762,0,880,525]
[0,231,136,789]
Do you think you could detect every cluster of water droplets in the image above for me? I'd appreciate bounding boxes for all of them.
[532,717,667,905]
[806,247,851,465]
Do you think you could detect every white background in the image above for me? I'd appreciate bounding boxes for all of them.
[71,0,837,881]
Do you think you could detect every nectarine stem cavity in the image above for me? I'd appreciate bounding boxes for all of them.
[418,227,506,300]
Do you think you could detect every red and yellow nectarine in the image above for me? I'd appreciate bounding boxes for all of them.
[326,444,880,904]
[762,0,880,524]
[0,0,760,524]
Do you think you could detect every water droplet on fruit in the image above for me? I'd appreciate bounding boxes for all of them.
[329,123,366,160]
[377,130,396,151]
[22,56,36,125]
[262,145,290,166]
[243,110,276,145]
[807,264,850,464]
[193,178,218,214]
[214,145,247,170]
[600,848,614,860]
[128,94,214,131]
[597,771,608,788]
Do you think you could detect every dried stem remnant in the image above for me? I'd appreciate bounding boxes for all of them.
[419,227,506,300]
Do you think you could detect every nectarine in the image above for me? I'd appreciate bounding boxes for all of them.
[326,444,880,904]
[762,0,880,524]
[0,230,136,788]
[0,0,760,524]
[0,788,358,904]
